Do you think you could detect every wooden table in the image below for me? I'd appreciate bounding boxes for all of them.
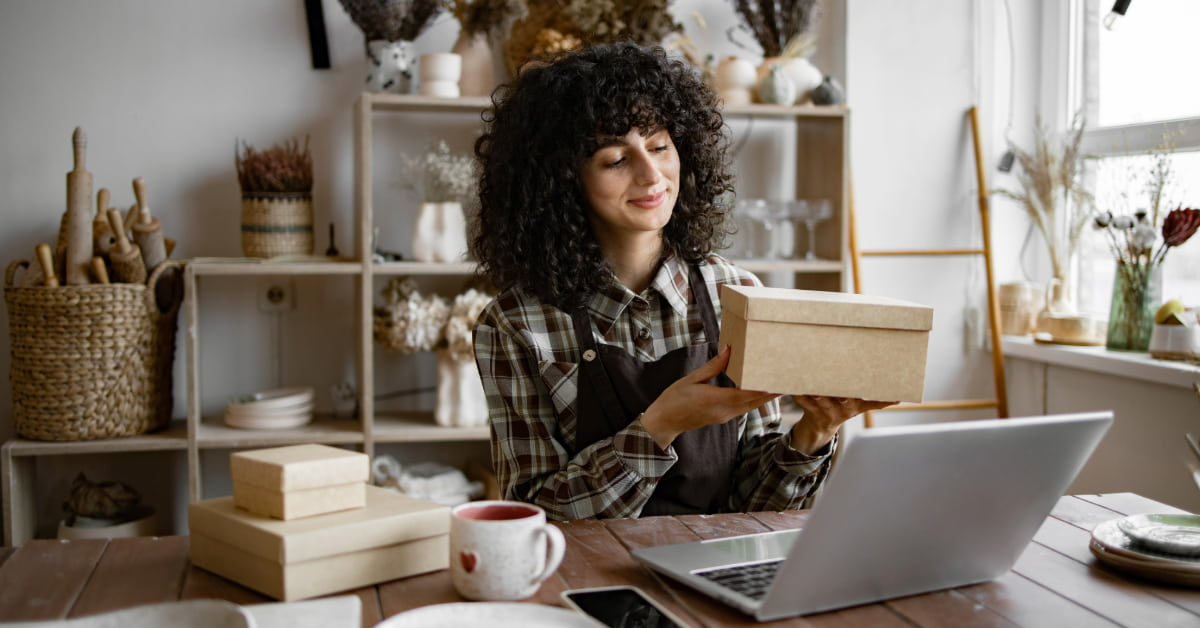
[0,493,1197,627]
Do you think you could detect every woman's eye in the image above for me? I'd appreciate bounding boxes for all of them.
[651,144,669,153]
[603,156,626,168]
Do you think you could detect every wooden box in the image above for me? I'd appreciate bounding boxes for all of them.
[718,285,933,402]
[189,485,449,600]
[231,444,369,519]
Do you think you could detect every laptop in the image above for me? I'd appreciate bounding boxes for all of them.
[631,411,1113,621]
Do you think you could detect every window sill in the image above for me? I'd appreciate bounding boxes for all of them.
[1002,336,1200,390]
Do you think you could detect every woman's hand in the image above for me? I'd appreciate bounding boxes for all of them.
[640,346,779,449]
[789,396,897,454]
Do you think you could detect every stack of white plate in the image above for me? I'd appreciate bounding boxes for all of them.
[1090,513,1200,587]
[224,387,314,430]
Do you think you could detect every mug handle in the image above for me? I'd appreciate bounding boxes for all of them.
[530,524,566,586]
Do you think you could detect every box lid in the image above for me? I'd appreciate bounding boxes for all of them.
[188,485,448,564]
[720,285,933,331]
[231,444,368,492]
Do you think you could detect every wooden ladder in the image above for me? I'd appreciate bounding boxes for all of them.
[849,106,1008,427]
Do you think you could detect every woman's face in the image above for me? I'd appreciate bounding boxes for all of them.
[579,127,681,249]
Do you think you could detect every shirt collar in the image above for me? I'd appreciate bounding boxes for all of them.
[585,255,692,337]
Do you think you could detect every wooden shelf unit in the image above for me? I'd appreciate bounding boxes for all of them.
[2,94,850,546]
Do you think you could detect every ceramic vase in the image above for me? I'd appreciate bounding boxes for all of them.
[451,32,496,97]
[714,56,756,106]
[366,40,415,94]
[783,57,824,103]
[435,349,488,427]
[756,62,797,105]
[412,201,468,263]
[1105,261,1161,351]
[419,53,462,98]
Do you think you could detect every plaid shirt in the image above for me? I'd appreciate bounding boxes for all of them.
[473,253,835,521]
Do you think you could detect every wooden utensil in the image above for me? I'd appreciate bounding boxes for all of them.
[90,256,110,284]
[35,243,59,287]
[131,177,167,271]
[62,127,94,284]
[105,207,146,284]
[93,187,117,255]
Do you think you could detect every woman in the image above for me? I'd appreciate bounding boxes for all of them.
[471,42,892,520]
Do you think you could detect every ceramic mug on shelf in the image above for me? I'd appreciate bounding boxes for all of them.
[450,500,565,601]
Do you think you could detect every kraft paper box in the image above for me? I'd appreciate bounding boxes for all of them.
[718,285,933,402]
[189,485,449,600]
[231,444,369,519]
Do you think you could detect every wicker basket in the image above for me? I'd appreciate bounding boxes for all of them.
[241,192,314,258]
[4,260,183,441]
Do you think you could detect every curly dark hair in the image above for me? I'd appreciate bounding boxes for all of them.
[471,41,735,310]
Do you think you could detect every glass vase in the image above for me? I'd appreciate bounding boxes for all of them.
[1104,261,1161,352]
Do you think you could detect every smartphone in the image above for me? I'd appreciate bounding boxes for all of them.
[561,586,688,628]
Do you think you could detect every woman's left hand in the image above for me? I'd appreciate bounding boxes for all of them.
[789,396,896,455]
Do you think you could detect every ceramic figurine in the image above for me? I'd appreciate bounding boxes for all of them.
[811,75,846,105]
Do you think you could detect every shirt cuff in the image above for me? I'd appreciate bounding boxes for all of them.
[776,431,837,468]
[611,417,677,480]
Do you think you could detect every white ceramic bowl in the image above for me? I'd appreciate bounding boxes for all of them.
[224,411,313,430]
[228,387,313,411]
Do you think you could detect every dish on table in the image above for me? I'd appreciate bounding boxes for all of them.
[1091,517,1200,568]
[1116,514,1200,557]
[375,602,600,628]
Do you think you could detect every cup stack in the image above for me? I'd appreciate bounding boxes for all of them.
[188,444,450,600]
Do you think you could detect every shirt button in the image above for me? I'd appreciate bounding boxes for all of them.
[638,328,650,340]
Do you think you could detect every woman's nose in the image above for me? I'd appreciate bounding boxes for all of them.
[632,151,663,185]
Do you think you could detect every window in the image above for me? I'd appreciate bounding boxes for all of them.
[1071,0,1200,315]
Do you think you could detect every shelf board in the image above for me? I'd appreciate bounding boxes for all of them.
[373,261,476,276]
[196,415,365,448]
[3,421,188,456]
[733,259,844,273]
[188,257,362,276]
[366,93,491,113]
[373,414,490,442]
[362,93,846,120]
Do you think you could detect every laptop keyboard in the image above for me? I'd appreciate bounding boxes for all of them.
[696,560,783,600]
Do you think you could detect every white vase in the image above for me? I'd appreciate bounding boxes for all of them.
[451,32,496,97]
[413,201,468,263]
[435,350,488,427]
[366,40,415,94]
[782,57,823,104]
[756,62,797,105]
[714,56,757,106]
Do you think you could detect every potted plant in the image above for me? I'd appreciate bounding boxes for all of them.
[338,0,444,94]
[236,136,314,258]
[445,0,524,97]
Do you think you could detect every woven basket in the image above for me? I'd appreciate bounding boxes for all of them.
[241,192,314,258]
[4,260,183,441]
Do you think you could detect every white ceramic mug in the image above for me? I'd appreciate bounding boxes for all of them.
[450,500,565,601]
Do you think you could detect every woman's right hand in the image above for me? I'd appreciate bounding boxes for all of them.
[639,346,778,449]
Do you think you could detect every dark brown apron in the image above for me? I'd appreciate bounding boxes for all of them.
[570,264,738,516]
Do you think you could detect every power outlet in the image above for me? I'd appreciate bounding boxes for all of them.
[258,279,295,312]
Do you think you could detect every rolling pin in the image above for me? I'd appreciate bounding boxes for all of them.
[35,243,59,287]
[105,207,146,284]
[62,127,94,285]
[130,177,167,271]
[93,188,117,255]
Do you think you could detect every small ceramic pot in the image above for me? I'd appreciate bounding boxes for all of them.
[419,53,462,83]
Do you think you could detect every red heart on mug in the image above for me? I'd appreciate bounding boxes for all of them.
[460,551,478,573]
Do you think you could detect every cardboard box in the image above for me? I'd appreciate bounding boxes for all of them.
[718,285,933,402]
[189,485,450,600]
[190,533,447,601]
[231,444,369,519]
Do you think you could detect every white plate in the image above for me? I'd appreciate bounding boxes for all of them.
[1091,518,1200,569]
[229,387,314,411]
[225,401,315,419]
[376,603,600,628]
[224,411,313,430]
[1117,514,1200,557]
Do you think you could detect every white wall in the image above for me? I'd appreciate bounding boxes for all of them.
[0,1,1051,537]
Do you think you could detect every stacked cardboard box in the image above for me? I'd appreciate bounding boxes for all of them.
[189,444,450,600]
